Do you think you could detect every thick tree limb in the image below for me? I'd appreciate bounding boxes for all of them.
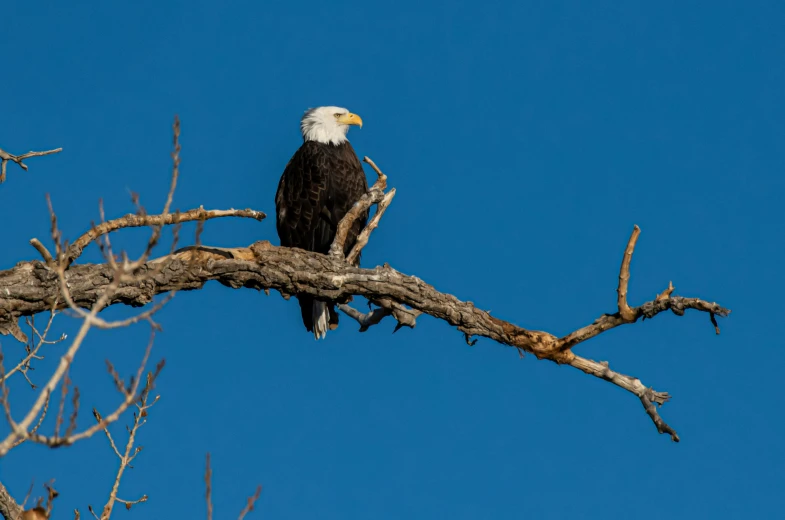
[0,146,62,184]
[0,231,729,440]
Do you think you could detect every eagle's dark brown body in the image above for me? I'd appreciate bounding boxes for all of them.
[275,140,369,334]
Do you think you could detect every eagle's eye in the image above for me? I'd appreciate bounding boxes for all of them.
[334,113,343,119]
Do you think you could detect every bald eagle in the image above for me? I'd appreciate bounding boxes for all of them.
[275,106,369,339]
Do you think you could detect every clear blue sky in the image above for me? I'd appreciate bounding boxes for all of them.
[1,1,783,518]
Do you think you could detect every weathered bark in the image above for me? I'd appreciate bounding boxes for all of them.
[0,481,23,520]
[0,241,729,367]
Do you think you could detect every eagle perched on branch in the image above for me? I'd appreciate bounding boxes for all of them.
[275,106,369,339]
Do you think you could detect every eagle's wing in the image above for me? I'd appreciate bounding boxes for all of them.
[275,142,332,253]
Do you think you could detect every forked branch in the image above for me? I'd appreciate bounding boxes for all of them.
[62,207,265,268]
[1,219,729,443]
[328,156,390,261]
[328,158,418,331]
[0,146,62,184]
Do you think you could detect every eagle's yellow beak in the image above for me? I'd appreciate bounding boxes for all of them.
[337,112,363,128]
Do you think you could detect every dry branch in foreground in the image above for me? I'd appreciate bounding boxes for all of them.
[85,372,158,520]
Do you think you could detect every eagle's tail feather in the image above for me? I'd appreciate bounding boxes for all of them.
[312,300,329,340]
[297,296,337,340]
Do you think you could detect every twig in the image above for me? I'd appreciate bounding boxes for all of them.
[337,303,392,332]
[346,189,395,265]
[237,486,262,520]
[657,281,675,301]
[556,293,728,351]
[205,454,213,520]
[12,393,51,449]
[616,225,640,322]
[0,307,61,385]
[0,146,62,184]
[97,373,157,519]
[344,157,395,264]
[29,239,54,265]
[569,356,678,441]
[0,308,164,455]
[95,408,122,459]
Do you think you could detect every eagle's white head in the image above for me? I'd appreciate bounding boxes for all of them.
[300,106,363,146]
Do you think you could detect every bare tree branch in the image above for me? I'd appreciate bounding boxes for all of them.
[344,157,396,265]
[328,156,390,261]
[616,224,640,322]
[61,207,265,268]
[0,309,62,386]
[0,118,180,458]
[0,147,62,185]
[326,157,416,332]
[237,486,262,520]
[94,373,157,519]
[337,303,393,332]
[0,223,730,441]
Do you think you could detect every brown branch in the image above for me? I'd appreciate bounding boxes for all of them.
[0,196,729,440]
[61,207,265,268]
[337,303,393,332]
[0,147,62,184]
[0,229,729,440]
[327,157,414,331]
[237,486,262,520]
[29,240,54,266]
[347,189,396,265]
[557,295,728,352]
[570,356,678,441]
[616,225,640,322]
[344,157,395,265]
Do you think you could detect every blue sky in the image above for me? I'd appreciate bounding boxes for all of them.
[1,1,784,518]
